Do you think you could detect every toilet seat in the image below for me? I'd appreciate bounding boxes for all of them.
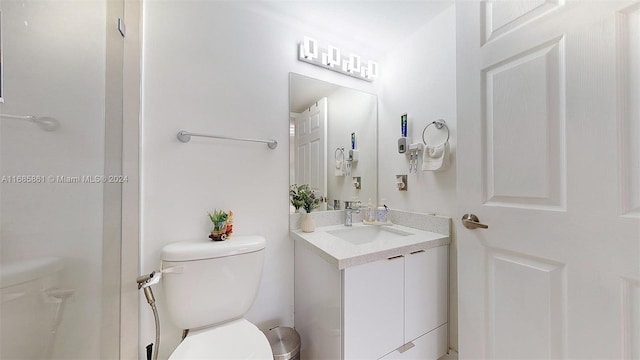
[169,318,273,359]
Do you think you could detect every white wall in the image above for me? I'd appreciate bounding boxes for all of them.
[140,2,379,358]
[378,5,458,350]
[0,1,107,358]
[141,2,459,356]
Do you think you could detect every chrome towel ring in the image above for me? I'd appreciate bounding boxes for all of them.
[422,119,450,146]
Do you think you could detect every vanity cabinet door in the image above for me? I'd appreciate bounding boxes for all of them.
[379,324,449,360]
[404,246,449,341]
[343,256,404,360]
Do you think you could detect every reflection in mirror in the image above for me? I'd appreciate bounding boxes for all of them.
[289,73,377,212]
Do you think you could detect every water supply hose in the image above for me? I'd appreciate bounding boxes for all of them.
[145,287,160,360]
[138,271,161,360]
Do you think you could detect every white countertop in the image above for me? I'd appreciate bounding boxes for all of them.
[291,222,450,269]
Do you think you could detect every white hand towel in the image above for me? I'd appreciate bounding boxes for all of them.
[422,141,450,172]
[335,160,344,176]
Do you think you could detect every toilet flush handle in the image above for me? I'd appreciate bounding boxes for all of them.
[160,265,184,274]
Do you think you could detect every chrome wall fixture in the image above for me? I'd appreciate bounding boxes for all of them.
[176,130,278,149]
[421,119,450,145]
[298,36,378,82]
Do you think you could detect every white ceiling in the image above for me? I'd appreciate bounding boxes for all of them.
[250,1,454,58]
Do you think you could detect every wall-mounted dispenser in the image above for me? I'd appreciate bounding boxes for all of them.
[396,175,407,191]
[398,137,409,154]
[348,149,359,162]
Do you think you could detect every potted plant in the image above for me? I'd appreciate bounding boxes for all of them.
[289,184,305,212]
[208,209,228,241]
[290,184,321,232]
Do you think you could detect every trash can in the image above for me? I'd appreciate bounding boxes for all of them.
[265,326,300,360]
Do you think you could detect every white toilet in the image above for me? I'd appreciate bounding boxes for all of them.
[161,235,273,359]
[0,257,66,359]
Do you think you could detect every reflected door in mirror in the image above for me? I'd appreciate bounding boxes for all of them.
[294,97,327,211]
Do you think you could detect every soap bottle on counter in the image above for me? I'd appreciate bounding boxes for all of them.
[364,198,375,223]
[376,200,389,223]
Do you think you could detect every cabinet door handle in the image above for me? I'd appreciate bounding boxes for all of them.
[409,250,425,255]
[387,255,404,261]
[397,341,415,353]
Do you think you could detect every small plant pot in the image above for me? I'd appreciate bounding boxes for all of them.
[300,213,315,233]
[209,220,228,241]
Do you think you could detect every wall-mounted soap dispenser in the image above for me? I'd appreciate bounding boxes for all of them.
[398,113,425,172]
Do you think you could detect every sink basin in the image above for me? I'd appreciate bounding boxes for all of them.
[327,226,414,245]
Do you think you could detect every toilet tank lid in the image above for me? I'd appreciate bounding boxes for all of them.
[161,235,266,262]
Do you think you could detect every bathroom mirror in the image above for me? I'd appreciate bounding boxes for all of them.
[289,73,377,212]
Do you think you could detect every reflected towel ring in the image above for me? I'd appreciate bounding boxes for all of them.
[422,119,450,146]
[335,146,345,161]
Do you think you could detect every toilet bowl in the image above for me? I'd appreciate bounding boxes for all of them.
[169,319,272,359]
[0,257,65,359]
[161,236,273,359]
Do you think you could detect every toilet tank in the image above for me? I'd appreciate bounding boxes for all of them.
[161,236,266,330]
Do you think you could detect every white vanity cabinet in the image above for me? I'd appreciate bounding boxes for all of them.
[295,240,449,360]
[381,246,449,360]
[343,254,404,359]
[404,247,448,341]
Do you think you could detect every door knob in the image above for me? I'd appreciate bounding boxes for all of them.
[461,214,488,229]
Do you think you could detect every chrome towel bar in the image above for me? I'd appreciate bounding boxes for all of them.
[0,113,60,131]
[176,130,278,149]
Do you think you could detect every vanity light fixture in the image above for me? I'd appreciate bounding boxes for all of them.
[324,45,341,67]
[345,54,361,73]
[298,37,378,82]
[365,61,379,79]
[300,36,318,60]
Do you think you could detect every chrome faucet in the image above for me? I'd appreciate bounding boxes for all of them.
[344,200,361,227]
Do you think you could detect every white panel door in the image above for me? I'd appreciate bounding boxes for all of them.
[295,98,327,210]
[457,1,640,358]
